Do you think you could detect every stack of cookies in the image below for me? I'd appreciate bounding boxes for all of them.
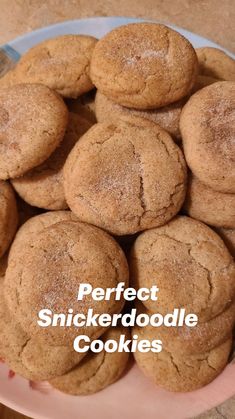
[0,22,234,394]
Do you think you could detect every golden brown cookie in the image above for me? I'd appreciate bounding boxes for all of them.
[50,326,130,395]
[196,47,235,81]
[90,23,198,109]
[95,91,185,141]
[11,113,92,210]
[180,81,235,193]
[216,228,235,258]
[6,35,98,98]
[130,216,235,322]
[0,83,68,179]
[0,180,18,257]
[133,323,232,392]
[5,220,129,345]
[136,301,235,355]
[0,279,84,381]
[184,174,235,228]
[8,211,78,263]
[64,120,187,235]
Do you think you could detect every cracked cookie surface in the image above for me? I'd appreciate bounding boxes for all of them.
[133,323,232,392]
[5,220,129,345]
[0,276,84,380]
[0,83,68,179]
[90,23,198,109]
[5,35,97,98]
[11,113,92,210]
[0,180,18,257]
[50,326,130,395]
[180,81,235,193]
[95,90,185,141]
[130,216,235,322]
[63,120,187,235]
[196,47,235,81]
[8,210,77,261]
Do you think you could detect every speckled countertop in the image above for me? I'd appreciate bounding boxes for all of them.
[0,1,234,418]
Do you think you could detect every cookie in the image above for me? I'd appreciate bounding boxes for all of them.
[0,279,84,381]
[133,323,232,392]
[63,120,187,235]
[8,211,77,260]
[216,228,235,258]
[7,35,98,98]
[50,326,130,395]
[0,180,18,257]
[180,81,235,193]
[17,197,42,226]
[130,216,235,322]
[5,220,129,345]
[184,174,235,228]
[11,113,92,210]
[196,47,235,81]
[0,83,68,179]
[66,90,97,124]
[136,301,235,355]
[90,23,198,109]
[95,91,185,141]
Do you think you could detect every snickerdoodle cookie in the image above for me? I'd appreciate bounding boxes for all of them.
[196,47,235,81]
[136,301,235,355]
[90,23,198,109]
[0,180,18,257]
[133,324,232,392]
[50,326,130,395]
[0,83,68,179]
[7,35,97,98]
[184,174,235,228]
[180,81,235,193]
[0,279,85,380]
[5,220,128,345]
[95,91,185,141]
[11,113,92,210]
[130,216,235,322]
[63,120,187,235]
[8,211,77,260]
[216,228,235,258]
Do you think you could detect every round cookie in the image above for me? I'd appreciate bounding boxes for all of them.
[133,324,232,392]
[63,120,187,235]
[7,35,98,98]
[180,81,235,193]
[0,180,18,257]
[0,83,68,179]
[184,174,235,228]
[11,113,92,210]
[216,228,235,258]
[5,220,129,345]
[95,91,185,141]
[50,326,130,395]
[136,301,235,355]
[196,47,235,81]
[90,23,198,109]
[0,280,85,381]
[8,211,78,262]
[130,216,235,322]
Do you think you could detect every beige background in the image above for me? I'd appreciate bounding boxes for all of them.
[0,1,234,418]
